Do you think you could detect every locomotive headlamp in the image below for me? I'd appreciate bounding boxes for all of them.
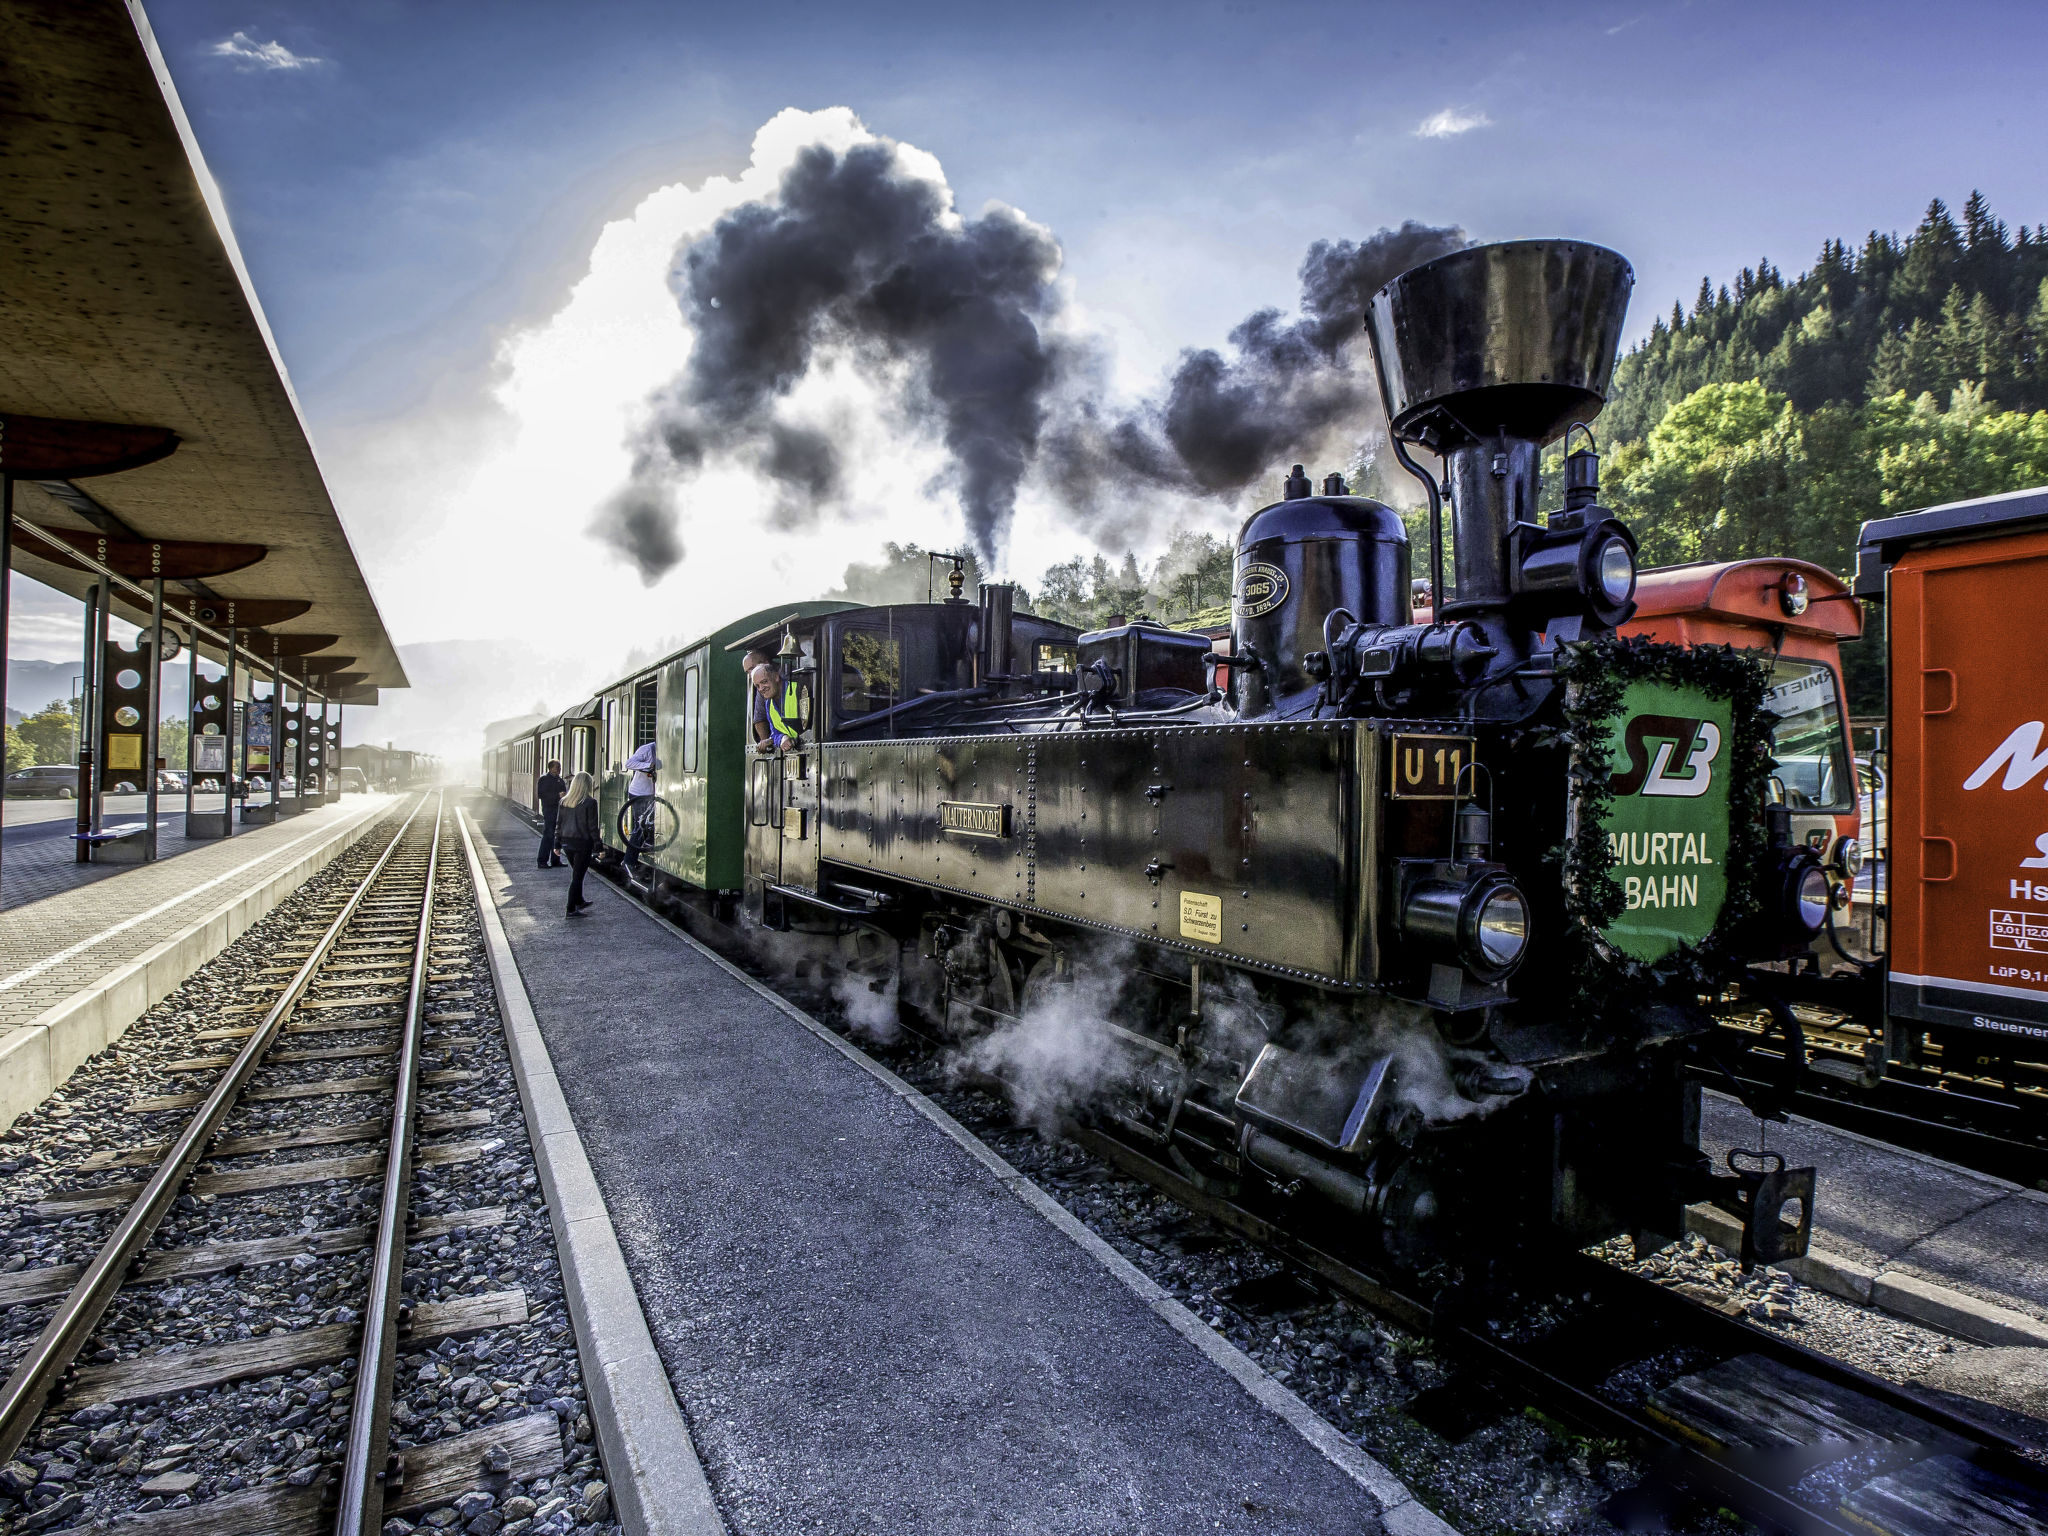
[1473,883,1530,970]
[1594,534,1636,607]
[1510,516,1638,628]
[1787,856,1830,937]
[1401,867,1532,984]
[1780,572,1810,617]
[1834,836,1863,877]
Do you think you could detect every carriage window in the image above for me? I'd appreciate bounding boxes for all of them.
[839,629,901,719]
[1764,660,1854,812]
[682,666,701,772]
[634,678,658,749]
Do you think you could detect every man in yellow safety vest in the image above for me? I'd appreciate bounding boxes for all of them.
[750,662,799,753]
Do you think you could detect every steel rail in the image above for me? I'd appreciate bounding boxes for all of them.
[1066,1125,2043,1536]
[334,790,444,1534]
[0,793,431,1464]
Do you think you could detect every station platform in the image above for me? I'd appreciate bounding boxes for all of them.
[1697,1091,2048,1346]
[0,791,397,1129]
[467,800,1428,1536]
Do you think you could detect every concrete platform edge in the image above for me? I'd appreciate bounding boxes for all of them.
[577,838,1457,1536]
[0,799,393,1133]
[456,809,725,1536]
[1683,1203,2048,1348]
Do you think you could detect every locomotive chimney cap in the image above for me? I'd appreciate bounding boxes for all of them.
[1367,240,1634,451]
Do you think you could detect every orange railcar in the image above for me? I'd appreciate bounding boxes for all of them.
[1857,487,2048,1063]
[1623,558,1865,894]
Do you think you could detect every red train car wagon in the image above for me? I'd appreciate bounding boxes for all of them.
[1857,486,2048,1065]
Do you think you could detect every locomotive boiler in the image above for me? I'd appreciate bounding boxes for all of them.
[504,240,1831,1281]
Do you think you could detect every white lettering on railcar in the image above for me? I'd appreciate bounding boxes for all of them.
[1965,721,2048,791]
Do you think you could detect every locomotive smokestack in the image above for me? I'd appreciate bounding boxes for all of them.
[1366,241,1633,620]
[980,582,1015,678]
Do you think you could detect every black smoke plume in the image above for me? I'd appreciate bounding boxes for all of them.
[592,138,1063,581]
[1044,220,1469,510]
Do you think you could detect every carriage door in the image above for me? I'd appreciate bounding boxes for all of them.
[777,632,822,896]
[745,733,785,922]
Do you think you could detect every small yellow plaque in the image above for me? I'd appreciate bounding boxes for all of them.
[1179,890,1224,944]
[107,733,143,770]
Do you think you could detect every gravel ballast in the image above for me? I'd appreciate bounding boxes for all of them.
[0,802,621,1536]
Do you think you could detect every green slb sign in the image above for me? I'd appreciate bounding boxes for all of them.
[1595,679,1734,962]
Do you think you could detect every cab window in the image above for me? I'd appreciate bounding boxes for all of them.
[1764,659,1853,811]
[839,628,901,721]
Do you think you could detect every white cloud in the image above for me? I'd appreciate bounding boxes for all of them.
[323,109,976,752]
[210,32,322,71]
[1414,106,1493,139]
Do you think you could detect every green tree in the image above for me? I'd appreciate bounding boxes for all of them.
[17,700,79,767]
[1865,384,2048,513]
[4,725,29,775]
[158,716,190,774]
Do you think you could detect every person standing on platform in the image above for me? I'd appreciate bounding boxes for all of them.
[558,771,599,916]
[622,739,660,872]
[535,759,566,868]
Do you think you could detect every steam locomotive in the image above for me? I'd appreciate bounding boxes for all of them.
[487,240,1833,1279]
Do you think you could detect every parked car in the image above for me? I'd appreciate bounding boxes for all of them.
[193,774,250,796]
[340,766,368,794]
[156,769,188,793]
[5,764,79,799]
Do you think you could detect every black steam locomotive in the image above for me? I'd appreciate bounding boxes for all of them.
[498,240,1829,1279]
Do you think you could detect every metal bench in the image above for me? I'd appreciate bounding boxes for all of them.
[71,822,148,863]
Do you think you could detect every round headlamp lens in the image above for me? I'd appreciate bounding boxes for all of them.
[1596,537,1636,604]
[1475,885,1530,969]
[1795,863,1830,933]
[1836,836,1863,876]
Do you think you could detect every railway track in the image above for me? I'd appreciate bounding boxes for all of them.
[0,794,605,1534]
[1060,1128,2048,1536]
[1714,1000,2048,1190]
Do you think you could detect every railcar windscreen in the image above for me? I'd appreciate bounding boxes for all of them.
[1764,659,1853,811]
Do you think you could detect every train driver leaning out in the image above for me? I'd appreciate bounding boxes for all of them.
[750,662,799,754]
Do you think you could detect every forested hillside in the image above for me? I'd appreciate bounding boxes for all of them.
[1599,192,2048,573]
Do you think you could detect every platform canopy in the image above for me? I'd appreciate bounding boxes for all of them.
[0,0,405,703]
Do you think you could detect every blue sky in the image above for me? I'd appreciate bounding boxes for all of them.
[153,0,2048,431]
[17,0,2045,756]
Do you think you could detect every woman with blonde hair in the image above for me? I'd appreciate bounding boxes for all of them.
[557,771,599,917]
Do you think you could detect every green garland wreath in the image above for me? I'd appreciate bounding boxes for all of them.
[1553,635,1775,1017]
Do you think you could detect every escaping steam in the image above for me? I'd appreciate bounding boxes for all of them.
[590,109,1468,581]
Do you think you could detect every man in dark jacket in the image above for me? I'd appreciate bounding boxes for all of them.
[535,760,566,868]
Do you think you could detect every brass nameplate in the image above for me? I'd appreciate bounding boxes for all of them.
[1389,734,1476,800]
[1180,891,1224,944]
[938,800,1012,840]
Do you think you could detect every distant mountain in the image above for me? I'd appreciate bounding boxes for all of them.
[7,660,78,716]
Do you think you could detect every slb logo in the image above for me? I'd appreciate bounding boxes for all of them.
[1612,714,1722,799]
